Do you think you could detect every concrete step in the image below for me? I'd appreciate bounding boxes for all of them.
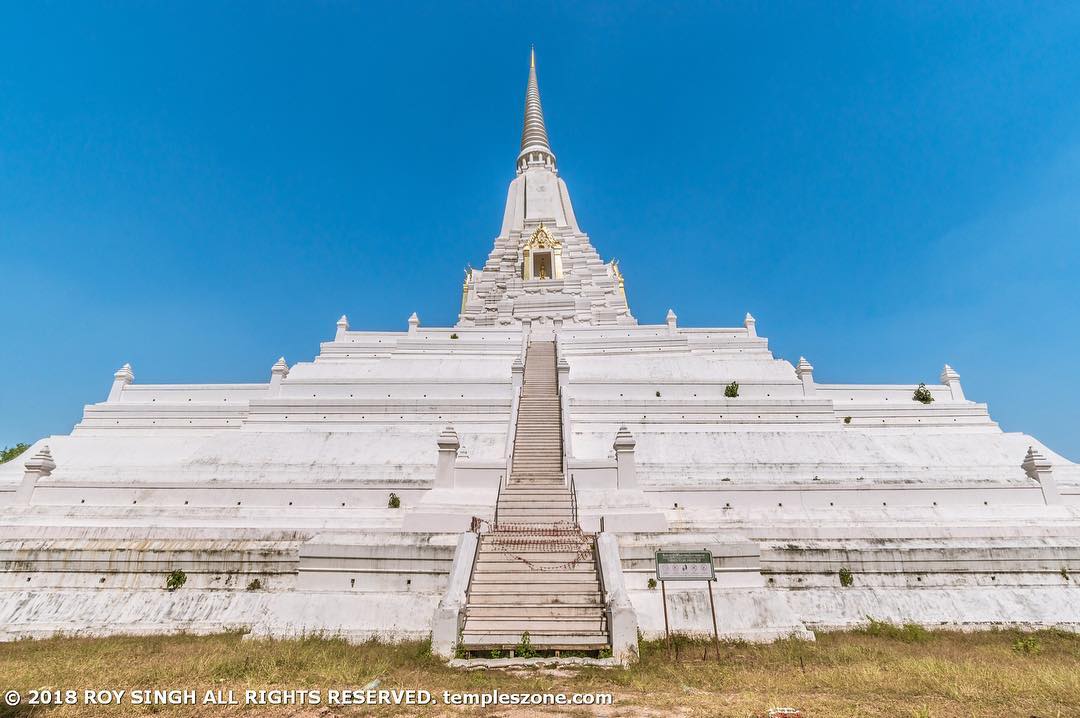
[495,513,574,523]
[464,618,607,633]
[503,485,566,490]
[496,500,572,509]
[460,633,609,650]
[465,604,604,618]
[496,490,565,496]
[504,484,566,489]
[476,551,591,564]
[467,580,598,593]
[472,565,598,577]
[503,483,566,489]
[466,591,602,604]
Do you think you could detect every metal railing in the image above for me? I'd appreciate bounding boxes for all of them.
[592,532,613,652]
[504,381,522,484]
[493,474,503,529]
[570,474,579,528]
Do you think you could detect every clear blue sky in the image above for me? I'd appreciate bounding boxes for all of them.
[1,3,1078,460]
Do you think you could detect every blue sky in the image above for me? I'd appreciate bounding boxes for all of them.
[1,2,1078,459]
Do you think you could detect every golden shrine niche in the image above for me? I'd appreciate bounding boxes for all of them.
[522,223,563,280]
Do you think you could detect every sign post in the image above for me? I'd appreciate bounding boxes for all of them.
[654,549,721,660]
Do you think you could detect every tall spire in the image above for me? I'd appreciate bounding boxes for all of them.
[517,47,556,173]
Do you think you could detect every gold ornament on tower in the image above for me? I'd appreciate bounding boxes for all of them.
[522,223,563,281]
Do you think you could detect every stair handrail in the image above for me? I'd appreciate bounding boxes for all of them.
[504,377,522,486]
[592,532,612,653]
[493,474,503,529]
[570,473,579,528]
[503,341,524,481]
[554,337,573,487]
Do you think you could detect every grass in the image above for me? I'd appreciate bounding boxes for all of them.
[0,627,1078,716]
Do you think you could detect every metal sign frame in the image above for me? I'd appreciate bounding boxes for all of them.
[654,550,716,581]
[654,549,721,660]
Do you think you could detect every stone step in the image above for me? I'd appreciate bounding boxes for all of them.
[496,499,572,509]
[464,618,607,633]
[467,579,597,593]
[472,565,598,577]
[499,484,568,491]
[504,483,566,489]
[496,511,574,521]
[476,551,590,563]
[459,633,609,650]
[465,604,604,618]
[503,484,566,490]
[466,591,602,604]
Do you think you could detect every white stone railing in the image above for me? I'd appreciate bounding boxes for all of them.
[595,532,638,663]
[431,531,479,659]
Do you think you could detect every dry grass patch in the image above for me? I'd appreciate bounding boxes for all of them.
[0,627,1077,717]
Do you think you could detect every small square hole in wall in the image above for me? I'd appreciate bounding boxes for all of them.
[289,501,293,506]
[341,502,346,507]
[350,578,355,588]
[236,501,241,506]
[184,501,189,505]
[80,499,85,504]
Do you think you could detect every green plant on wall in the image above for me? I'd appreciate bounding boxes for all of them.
[912,384,934,404]
[166,569,187,591]
[724,381,740,398]
[388,493,401,509]
[515,631,537,658]
[839,567,854,587]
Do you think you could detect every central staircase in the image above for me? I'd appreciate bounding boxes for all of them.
[459,341,609,654]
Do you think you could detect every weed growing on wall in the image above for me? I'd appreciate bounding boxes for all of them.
[913,384,934,404]
[165,569,187,591]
